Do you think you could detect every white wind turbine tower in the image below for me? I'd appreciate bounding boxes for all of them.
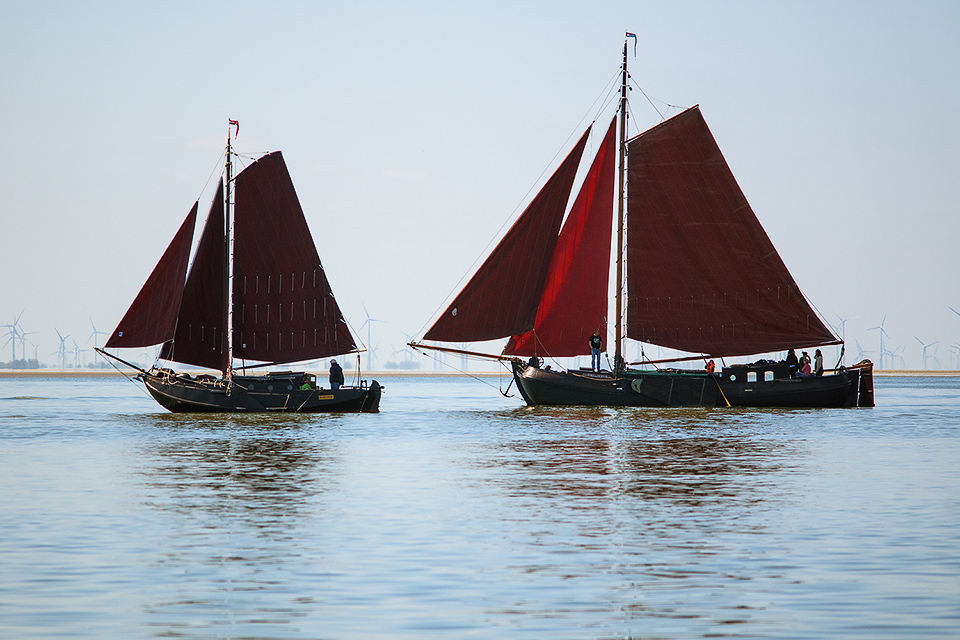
[832,314,849,343]
[868,315,889,369]
[914,336,939,370]
[70,339,82,368]
[87,319,108,350]
[887,344,906,370]
[54,329,70,369]
[2,309,26,362]
[359,304,385,371]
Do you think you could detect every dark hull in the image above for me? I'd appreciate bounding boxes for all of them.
[141,371,381,413]
[512,360,873,408]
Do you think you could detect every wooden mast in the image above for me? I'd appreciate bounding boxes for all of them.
[224,121,234,378]
[614,39,628,372]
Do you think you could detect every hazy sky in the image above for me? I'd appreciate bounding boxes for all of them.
[2,1,959,370]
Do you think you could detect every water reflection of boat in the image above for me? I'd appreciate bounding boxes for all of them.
[99,122,381,413]
[411,36,873,409]
[134,414,332,521]
[484,409,790,508]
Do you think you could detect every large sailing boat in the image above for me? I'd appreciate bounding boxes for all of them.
[411,37,873,409]
[99,122,381,413]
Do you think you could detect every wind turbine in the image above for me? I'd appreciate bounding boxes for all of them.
[71,339,82,368]
[87,319,108,350]
[854,340,872,363]
[54,329,70,369]
[832,314,849,343]
[914,336,939,370]
[887,344,906,370]
[2,310,25,361]
[359,304,385,371]
[868,315,889,369]
[1,326,16,363]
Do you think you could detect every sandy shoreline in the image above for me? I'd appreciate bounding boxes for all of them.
[1,369,958,378]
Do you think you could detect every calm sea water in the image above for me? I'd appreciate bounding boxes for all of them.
[1,373,958,639]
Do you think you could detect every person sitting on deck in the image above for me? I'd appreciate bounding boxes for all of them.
[589,330,603,372]
[329,359,344,390]
[798,361,812,377]
[705,359,716,374]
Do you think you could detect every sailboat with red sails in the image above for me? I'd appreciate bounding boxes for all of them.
[98,122,381,413]
[410,36,873,408]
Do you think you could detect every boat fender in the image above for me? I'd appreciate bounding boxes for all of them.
[630,378,642,393]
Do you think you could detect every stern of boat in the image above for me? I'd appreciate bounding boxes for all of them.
[850,359,875,407]
[360,380,382,413]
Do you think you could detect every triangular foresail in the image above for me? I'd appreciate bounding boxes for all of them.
[231,152,357,365]
[159,181,228,372]
[424,127,591,343]
[625,106,837,356]
[504,117,617,357]
[106,205,197,349]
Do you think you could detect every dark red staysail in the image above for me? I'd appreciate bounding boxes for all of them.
[106,205,197,349]
[159,181,228,371]
[424,127,591,343]
[625,106,837,356]
[505,117,617,357]
[231,152,356,364]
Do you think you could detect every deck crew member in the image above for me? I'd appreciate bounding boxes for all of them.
[329,359,344,390]
[589,331,603,372]
[785,349,799,377]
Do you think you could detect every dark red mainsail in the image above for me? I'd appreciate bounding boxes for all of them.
[231,152,356,364]
[159,181,228,372]
[424,127,591,343]
[625,106,837,356]
[504,117,617,357]
[106,205,197,349]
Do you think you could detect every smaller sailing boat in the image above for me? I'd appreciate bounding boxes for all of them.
[98,121,381,413]
[410,36,873,409]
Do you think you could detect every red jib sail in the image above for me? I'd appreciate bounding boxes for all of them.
[424,127,591,343]
[231,151,356,364]
[625,106,837,356]
[106,205,197,349]
[504,117,617,357]
[159,181,228,372]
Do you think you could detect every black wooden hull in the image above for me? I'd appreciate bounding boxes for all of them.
[512,360,873,408]
[140,371,381,413]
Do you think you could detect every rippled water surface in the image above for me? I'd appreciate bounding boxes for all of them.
[1,373,958,638]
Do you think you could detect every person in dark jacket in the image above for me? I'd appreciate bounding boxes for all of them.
[329,359,344,390]
[785,349,799,377]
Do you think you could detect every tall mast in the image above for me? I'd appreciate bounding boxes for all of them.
[224,120,235,378]
[614,39,628,372]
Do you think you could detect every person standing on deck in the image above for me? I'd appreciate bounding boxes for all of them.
[786,349,799,377]
[589,330,603,372]
[329,359,344,390]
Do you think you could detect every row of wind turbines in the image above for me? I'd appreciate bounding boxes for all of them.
[2,311,109,369]
[844,307,960,370]
[6,306,960,371]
